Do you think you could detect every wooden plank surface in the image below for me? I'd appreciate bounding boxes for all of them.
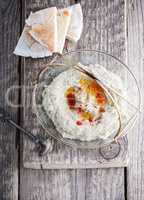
[81,0,125,199]
[126,0,144,199]
[0,0,20,199]
[1,0,144,199]
[20,0,126,199]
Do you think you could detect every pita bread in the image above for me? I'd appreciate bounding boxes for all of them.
[26,7,57,52]
[14,26,52,58]
[14,4,83,58]
[56,8,71,54]
[67,3,83,42]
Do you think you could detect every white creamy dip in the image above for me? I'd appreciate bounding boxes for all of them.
[42,63,128,141]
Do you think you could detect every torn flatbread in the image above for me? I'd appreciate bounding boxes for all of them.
[67,3,83,43]
[26,7,57,52]
[56,8,71,54]
[14,26,52,58]
[14,4,83,58]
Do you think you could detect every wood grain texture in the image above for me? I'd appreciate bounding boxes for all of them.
[23,137,128,169]
[82,0,126,199]
[0,0,20,199]
[20,1,86,200]
[20,0,126,199]
[126,0,144,199]
[20,169,86,200]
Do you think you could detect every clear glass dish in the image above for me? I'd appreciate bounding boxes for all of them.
[33,50,141,149]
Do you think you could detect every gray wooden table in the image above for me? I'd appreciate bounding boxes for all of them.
[0,0,144,199]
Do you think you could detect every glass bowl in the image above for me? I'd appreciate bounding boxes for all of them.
[33,50,141,149]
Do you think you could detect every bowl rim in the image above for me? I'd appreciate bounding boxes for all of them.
[33,49,141,149]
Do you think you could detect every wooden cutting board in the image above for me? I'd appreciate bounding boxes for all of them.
[23,135,128,169]
[22,0,129,169]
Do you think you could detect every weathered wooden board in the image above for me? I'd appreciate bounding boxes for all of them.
[0,0,20,199]
[126,0,144,199]
[83,0,126,199]
[22,0,128,170]
[23,138,128,169]
[20,0,126,199]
